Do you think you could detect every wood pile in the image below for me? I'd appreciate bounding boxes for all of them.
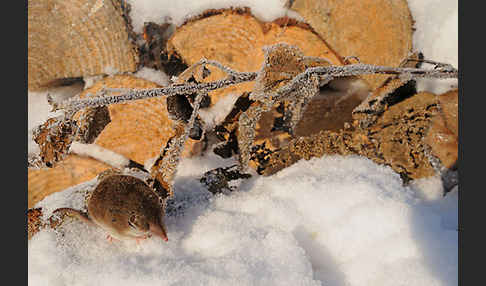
[28,0,457,226]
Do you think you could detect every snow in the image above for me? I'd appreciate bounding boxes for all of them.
[134,67,170,87]
[28,92,51,154]
[407,0,458,94]
[83,75,104,89]
[198,93,240,130]
[103,66,120,76]
[29,155,457,286]
[126,0,302,32]
[28,1,458,285]
[125,0,458,95]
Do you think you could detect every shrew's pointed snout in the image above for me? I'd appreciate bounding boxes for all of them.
[148,221,168,242]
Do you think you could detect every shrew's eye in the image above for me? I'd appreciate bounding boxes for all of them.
[128,215,138,229]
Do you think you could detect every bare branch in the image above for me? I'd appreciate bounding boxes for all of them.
[149,91,208,199]
[56,59,456,114]
[317,63,457,78]
[32,44,458,190]
[59,72,257,113]
[193,58,242,78]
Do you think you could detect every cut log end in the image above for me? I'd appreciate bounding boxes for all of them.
[28,0,139,91]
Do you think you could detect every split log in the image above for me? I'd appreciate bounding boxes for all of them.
[290,0,413,90]
[257,89,458,183]
[28,0,138,91]
[167,8,343,103]
[78,75,200,164]
[167,8,369,151]
[424,89,458,169]
[28,155,109,209]
[28,75,201,208]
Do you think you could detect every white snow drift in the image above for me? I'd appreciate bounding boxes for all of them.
[29,155,457,286]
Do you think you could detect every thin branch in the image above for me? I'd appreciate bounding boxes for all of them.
[312,63,458,78]
[59,72,257,113]
[57,58,457,114]
[36,45,458,177]
[197,58,242,77]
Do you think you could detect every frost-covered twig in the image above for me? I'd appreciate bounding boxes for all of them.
[318,63,456,78]
[276,64,456,100]
[57,59,456,114]
[37,44,458,178]
[237,104,264,169]
[59,73,256,113]
[189,58,242,78]
[160,92,205,180]
[236,44,457,171]
[149,92,207,198]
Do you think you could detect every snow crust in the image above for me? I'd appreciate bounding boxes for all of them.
[29,155,457,286]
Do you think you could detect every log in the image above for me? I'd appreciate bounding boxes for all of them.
[290,0,413,90]
[28,75,201,208]
[258,89,458,182]
[168,8,343,105]
[168,8,369,151]
[28,0,138,91]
